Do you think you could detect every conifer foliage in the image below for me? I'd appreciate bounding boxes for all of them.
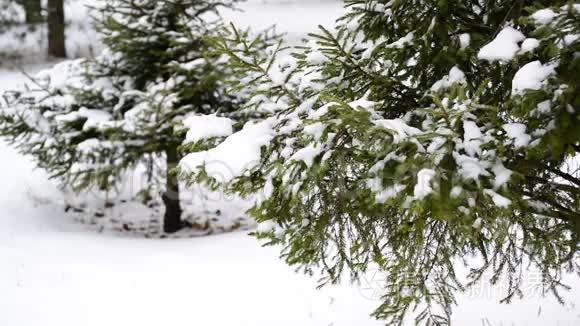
[182,0,580,323]
[0,0,240,233]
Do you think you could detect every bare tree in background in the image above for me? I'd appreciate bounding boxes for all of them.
[47,0,66,58]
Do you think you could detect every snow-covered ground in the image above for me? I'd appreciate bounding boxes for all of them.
[0,88,381,325]
[222,0,344,43]
[0,1,579,325]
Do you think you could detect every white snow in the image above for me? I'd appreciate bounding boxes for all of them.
[431,66,466,91]
[502,123,532,148]
[387,32,414,49]
[459,33,471,49]
[375,184,406,203]
[520,38,540,53]
[256,220,282,234]
[450,186,463,198]
[303,122,326,140]
[34,59,85,89]
[182,114,234,144]
[77,138,114,153]
[221,0,343,45]
[414,169,436,200]
[454,153,491,181]
[492,162,513,189]
[306,50,329,65]
[562,34,580,47]
[373,119,423,143]
[0,145,384,326]
[462,120,484,157]
[463,121,483,142]
[530,8,557,25]
[349,97,378,111]
[478,26,525,62]
[512,61,556,95]
[80,108,114,130]
[290,143,325,167]
[179,58,206,71]
[536,100,552,115]
[484,189,512,207]
[180,118,275,183]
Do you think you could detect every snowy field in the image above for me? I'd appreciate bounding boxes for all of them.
[0,1,579,325]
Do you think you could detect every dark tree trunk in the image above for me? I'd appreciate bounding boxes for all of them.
[162,144,183,233]
[47,0,66,58]
[21,0,42,24]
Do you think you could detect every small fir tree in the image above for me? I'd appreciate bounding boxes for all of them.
[182,0,580,324]
[0,0,240,233]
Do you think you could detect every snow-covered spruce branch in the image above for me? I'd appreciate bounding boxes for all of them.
[180,1,580,325]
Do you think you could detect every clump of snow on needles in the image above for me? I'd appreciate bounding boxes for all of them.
[387,32,414,48]
[462,120,484,157]
[530,8,557,25]
[484,189,512,208]
[520,38,540,54]
[55,108,113,131]
[289,143,324,168]
[511,61,556,95]
[375,184,406,203]
[502,123,532,148]
[180,118,276,183]
[414,169,436,200]
[459,33,471,49]
[182,114,234,144]
[431,66,466,91]
[492,162,513,189]
[478,26,525,62]
[373,118,423,143]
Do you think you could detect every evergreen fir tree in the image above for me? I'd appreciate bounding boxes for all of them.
[0,0,240,233]
[182,0,580,323]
